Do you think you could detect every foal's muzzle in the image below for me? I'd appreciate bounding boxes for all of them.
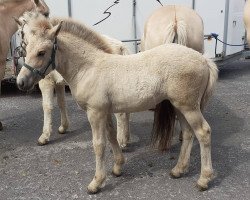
[16,75,35,91]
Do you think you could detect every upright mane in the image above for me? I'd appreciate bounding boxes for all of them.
[0,0,25,5]
[20,11,113,54]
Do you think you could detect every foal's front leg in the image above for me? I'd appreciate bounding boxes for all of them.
[86,110,124,194]
[55,84,69,134]
[38,79,55,145]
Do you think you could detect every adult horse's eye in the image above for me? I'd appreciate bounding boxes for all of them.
[37,51,46,57]
[44,12,49,17]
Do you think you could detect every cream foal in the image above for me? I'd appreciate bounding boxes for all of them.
[16,12,218,194]
[36,35,130,146]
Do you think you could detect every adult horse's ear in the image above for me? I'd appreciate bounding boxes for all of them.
[32,0,40,6]
[13,17,23,26]
[49,21,63,38]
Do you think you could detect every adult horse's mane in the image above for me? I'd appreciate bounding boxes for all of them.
[21,11,113,54]
[0,0,25,5]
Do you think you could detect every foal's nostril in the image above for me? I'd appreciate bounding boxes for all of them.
[17,78,25,89]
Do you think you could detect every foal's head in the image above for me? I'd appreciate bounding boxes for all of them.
[15,12,62,91]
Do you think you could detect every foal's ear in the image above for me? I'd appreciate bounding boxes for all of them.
[13,17,23,26]
[49,21,63,38]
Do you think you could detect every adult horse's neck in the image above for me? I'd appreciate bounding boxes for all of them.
[0,0,34,36]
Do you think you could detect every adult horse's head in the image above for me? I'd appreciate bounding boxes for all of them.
[15,13,62,91]
[32,0,50,17]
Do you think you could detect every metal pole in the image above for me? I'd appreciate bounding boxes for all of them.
[68,0,72,17]
[223,0,230,57]
[192,0,195,9]
[133,0,138,53]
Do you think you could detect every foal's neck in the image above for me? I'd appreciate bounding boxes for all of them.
[55,33,106,86]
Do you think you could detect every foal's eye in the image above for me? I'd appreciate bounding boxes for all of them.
[37,51,46,57]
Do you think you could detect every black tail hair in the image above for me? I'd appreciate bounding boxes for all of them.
[151,100,176,151]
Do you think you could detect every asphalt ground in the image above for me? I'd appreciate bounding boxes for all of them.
[0,60,249,200]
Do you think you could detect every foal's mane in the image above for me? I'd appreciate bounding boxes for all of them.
[21,11,113,54]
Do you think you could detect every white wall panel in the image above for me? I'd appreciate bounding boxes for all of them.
[226,0,245,55]
[195,0,226,58]
[46,0,69,17]
[71,0,134,52]
[40,0,246,57]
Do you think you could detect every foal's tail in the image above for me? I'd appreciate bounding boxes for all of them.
[164,20,187,45]
[200,58,219,110]
[151,100,176,151]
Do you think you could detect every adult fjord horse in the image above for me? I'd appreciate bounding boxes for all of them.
[16,12,218,194]
[141,5,204,53]
[0,0,49,130]
[244,0,250,44]
[141,5,204,142]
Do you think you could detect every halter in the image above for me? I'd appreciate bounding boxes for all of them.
[23,38,58,79]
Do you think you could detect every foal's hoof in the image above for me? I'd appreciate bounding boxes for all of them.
[169,171,182,179]
[37,140,48,146]
[0,121,3,131]
[58,126,67,134]
[112,169,122,177]
[87,186,101,195]
[37,138,49,146]
[196,182,208,191]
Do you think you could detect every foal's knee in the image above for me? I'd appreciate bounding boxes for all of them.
[196,124,211,146]
[93,140,106,156]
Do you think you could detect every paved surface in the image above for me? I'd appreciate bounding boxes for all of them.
[0,60,249,200]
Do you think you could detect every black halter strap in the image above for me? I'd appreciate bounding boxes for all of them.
[23,38,58,79]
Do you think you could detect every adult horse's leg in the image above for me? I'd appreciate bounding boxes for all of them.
[170,111,194,177]
[0,59,6,95]
[55,84,69,134]
[178,108,214,190]
[115,113,130,148]
[86,110,125,194]
[37,79,55,145]
[0,121,3,131]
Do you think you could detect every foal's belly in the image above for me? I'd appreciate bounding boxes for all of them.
[110,86,166,113]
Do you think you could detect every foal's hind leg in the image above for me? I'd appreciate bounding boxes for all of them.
[107,114,125,176]
[55,84,69,134]
[170,111,194,178]
[38,80,55,145]
[180,109,214,190]
[115,113,130,148]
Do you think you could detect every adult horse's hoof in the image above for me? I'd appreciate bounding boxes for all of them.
[0,121,3,131]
